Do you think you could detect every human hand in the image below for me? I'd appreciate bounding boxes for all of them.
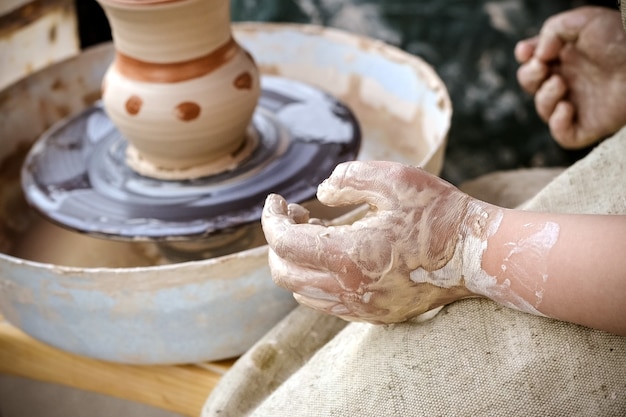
[261,161,486,324]
[515,6,626,149]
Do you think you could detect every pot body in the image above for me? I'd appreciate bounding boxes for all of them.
[97,0,260,173]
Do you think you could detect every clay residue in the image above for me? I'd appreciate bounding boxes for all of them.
[250,343,279,372]
[51,78,65,91]
[497,221,560,310]
[125,128,258,180]
[255,62,449,173]
[9,213,165,269]
[464,214,559,316]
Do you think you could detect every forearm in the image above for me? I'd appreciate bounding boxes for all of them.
[475,206,626,336]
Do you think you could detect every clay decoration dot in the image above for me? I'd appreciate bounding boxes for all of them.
[125,95,143,115]
[175,101,201,121]
[234,72,253,90]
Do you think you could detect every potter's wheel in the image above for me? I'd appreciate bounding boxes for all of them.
[21,76,361,241]
[0,25,451,365]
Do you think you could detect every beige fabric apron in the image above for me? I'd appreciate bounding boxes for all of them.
[203,128,626,417]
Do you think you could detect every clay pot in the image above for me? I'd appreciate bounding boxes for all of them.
[96,0,260,177]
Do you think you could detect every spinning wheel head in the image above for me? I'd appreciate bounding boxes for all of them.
[21,76,361,243]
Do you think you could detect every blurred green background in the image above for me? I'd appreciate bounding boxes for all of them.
[78,0,617,184]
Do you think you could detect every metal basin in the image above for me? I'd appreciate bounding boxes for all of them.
[0,23,451,365]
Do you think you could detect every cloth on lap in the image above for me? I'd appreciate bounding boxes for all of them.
[203,128,626,417]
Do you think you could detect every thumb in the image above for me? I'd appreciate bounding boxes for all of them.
[317,160,408,211]
[535,8,592,60]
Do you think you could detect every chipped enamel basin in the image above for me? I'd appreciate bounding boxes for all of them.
[0,23,451,365]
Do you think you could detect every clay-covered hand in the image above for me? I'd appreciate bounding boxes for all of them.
[515,6,626,149]
[261,161,484,324]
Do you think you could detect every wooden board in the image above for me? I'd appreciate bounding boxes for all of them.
[0,318,234,417]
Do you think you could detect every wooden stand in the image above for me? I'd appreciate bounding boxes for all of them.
[0,317,233,417]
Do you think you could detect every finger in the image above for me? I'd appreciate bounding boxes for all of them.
[535,9,589,61]
[262,194,307,255]
[262,194,319,261]
[534,74,568,123]
[263,195,361,273]
[261,194,293,248]
[548,100,577,148]
[317,161,396,210]
[262,208,332,267]
[516,58,550,94]
[514,36,538,63]
[262,194,312,230]
[534,30,566,63]
[287,203,310,224]
[262,193,290,222]
[318,160,424,210]
[268,249,345,299]
[549,101,596,149]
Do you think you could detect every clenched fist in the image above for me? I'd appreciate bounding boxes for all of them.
[515,6,626,148]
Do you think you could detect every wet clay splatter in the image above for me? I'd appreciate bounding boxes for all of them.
[480,220,560,315]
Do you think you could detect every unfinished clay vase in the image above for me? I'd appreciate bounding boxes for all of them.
[96,0,260,178]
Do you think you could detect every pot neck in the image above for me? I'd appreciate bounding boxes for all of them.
[98,0,233,63]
